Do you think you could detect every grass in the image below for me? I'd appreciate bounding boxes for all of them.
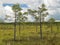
[0,22,60,45]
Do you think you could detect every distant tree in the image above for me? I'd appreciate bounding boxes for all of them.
[34,14,39,32]
[27,4,48,39]
[12,4,22,40]
[18,12,27,32]
[37,4,48,39]
[48,18,55,33]
[22,12,28,30]
[55,21,59,33]
[27,9,38,32]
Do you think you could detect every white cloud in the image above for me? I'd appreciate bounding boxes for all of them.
[4,6,14,17]
[48,9,56,15]
[1,0,43,9]
[4,6,15,22]
[0,1,5,16]
[44,0,60,21]
[26,15,35,22]
[44,15,51,21]
[23,0,43,9]
[44,0,60,8]
[21,8,28,13]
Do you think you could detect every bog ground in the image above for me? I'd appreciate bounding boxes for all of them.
[0,22,60,45]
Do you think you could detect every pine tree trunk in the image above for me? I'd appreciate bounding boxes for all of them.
[36,20,37,32]
[51,23,52,33]
[56,23,59,33]
[14,12,16,41]
[19,22,21,40]
[40,12,43,39]
[22,23,24,30]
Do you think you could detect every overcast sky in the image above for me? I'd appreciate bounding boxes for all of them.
[0,0,60,22]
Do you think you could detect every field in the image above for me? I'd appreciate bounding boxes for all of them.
[0,22,60,45]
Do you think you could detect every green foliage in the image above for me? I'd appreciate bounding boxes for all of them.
[12,4,22,12]
[27,4,49,22]
[38,4,48,16]
[12,3,28,23]
[28,9,37,15]
[18,12,22,15]
[23,12,28,15]
[39,4,47,13]
[48,18,55,22]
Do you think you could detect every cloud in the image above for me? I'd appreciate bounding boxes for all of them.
[44,0,60,21]
[23,0,43,9]
[0,1,5,16]
[25,15,35,22]
[4,6,15,22]
[44,0,60,8]
[1,0,21,4]
[1,0,43,9]
[4,6,14,15]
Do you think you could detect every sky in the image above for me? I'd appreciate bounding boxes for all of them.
[0,0,60,22]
